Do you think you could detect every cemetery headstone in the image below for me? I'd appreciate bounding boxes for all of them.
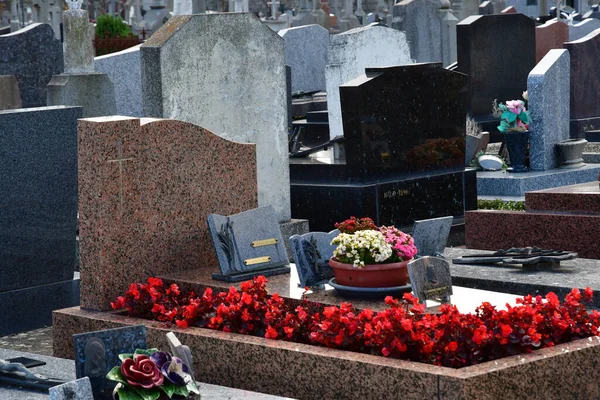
[535,20,568,63]
[173,0,206,14]
[0,23,63,107]
[412,216,454,257]
[78,117,258,310]
[49,377,93,400]
[0,106,82,335]
[568,18,600,40]
[46,7,117,117]
[141,14,291,223]
[393,0,458,66]
[73,325,147,399]
[457,14,536,117]
[326,23,413,139]
[0,75,21,110]
[527,49,570,170]
[501,5,516,12]
[95,45,143,117]
[479,1,494,14]
[466,131,490,165]
[290,229,339,287]
[564,29,600,137]
[208,206,290,282]
[407,256,453,304]
[278,24,329,95]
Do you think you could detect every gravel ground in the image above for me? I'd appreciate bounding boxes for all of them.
[0,327,54,356]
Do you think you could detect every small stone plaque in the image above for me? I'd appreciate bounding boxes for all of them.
[73,325,147,399]
[49,377,93,400]
[290,229,339,288]
[208,205,290,282]
[412,216,453,257]
[407,256,453,304]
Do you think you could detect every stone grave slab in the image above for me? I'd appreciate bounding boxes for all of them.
[535,20,568,63]
[565,29,600,138]
[0,23,63,107]
[78,117,258,310]
[290,229,339,287]
[94,45,143,117]
[0,75,21,110]
[407,256,453,304]
[73,325,147,399]
[412,216,453,257]
[208,206,289,282]
[568,18,600,41]
[141,14,291,222]
[325,23,413,139]
[278,24,329,95]
[457,14,536,117]
[393,0,458,66]
[49,377,93,400]
[527,49,570,170]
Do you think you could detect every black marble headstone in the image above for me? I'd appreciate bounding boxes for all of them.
[339,63,467,176]
[457,14,536,117]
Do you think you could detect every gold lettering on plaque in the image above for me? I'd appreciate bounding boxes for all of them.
[244,256,272,266]
[251,238,278,248]
[424,286,448,296]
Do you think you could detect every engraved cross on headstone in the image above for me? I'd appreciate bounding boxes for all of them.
[107,141,133,217]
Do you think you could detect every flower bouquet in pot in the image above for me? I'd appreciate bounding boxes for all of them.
[329,217,417,288]
[493,92,530,172]
[106,348,200,400]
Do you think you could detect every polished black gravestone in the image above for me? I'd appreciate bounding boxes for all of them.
[456,14,536,141]
[564,30,600,140]
[0,106,81,335]
[291,63,477,232]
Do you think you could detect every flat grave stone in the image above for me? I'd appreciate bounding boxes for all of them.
[290,229,339,287]
[208,206,290,282]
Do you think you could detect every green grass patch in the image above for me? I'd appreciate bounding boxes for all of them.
[477,199,525,211]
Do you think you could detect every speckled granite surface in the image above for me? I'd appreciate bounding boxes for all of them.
[78,117,258,311]
[465,210,600,259]
[476,164,600,196]
[526,181,600,213]
[52,304,600,399]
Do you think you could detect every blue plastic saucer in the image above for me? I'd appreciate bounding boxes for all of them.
[328,278,412,298]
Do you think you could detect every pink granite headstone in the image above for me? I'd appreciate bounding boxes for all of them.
[535,20,568,63]
[501,6,517,13]
[78,117,258,310]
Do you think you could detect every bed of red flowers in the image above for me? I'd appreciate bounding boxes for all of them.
[111,276,600,369]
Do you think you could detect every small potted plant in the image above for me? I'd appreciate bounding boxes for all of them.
[493,93,530,172]
[328,217,417,288]
[106,348,200,400]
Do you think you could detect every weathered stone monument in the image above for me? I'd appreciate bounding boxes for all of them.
[325,23,413,139]
[140,14,294,227]
[46,3,117,117]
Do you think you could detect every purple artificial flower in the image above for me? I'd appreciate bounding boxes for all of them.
[161,357,192,386]
[149,351,172,369]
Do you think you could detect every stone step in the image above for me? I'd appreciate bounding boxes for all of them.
[525,181,600,213]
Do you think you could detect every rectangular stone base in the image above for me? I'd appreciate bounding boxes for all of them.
[52,305,600,399]
[1,277,79,336]
[212,265,291,282]
[476,164,600,196]
[570,116,600,140]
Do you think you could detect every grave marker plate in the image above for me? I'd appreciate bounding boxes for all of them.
[208,206,290,282]
[412,216,453,257]
[407,256,453,304]
[73,325,146,399]
[290,229,339,287]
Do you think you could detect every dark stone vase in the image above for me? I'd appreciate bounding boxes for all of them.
[556,138,587,168]
[504,130,530,173]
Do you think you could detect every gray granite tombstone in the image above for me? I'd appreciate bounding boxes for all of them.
[73,325,147,399]
[49,377,93,400]
[407,256,453,304]
[290,229,339,287]
[479,1,494,14]
[412,216,453,257]
[208,206,290,282]
[0,24,63,107]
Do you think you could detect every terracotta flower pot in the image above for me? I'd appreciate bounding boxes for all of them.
[328,257,411,288]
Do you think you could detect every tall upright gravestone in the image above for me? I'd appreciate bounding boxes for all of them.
[0,106,82,335]
[78,117,258,310]
[457,14,535,120]
[0,24,63,107]
[141,14,291,223]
